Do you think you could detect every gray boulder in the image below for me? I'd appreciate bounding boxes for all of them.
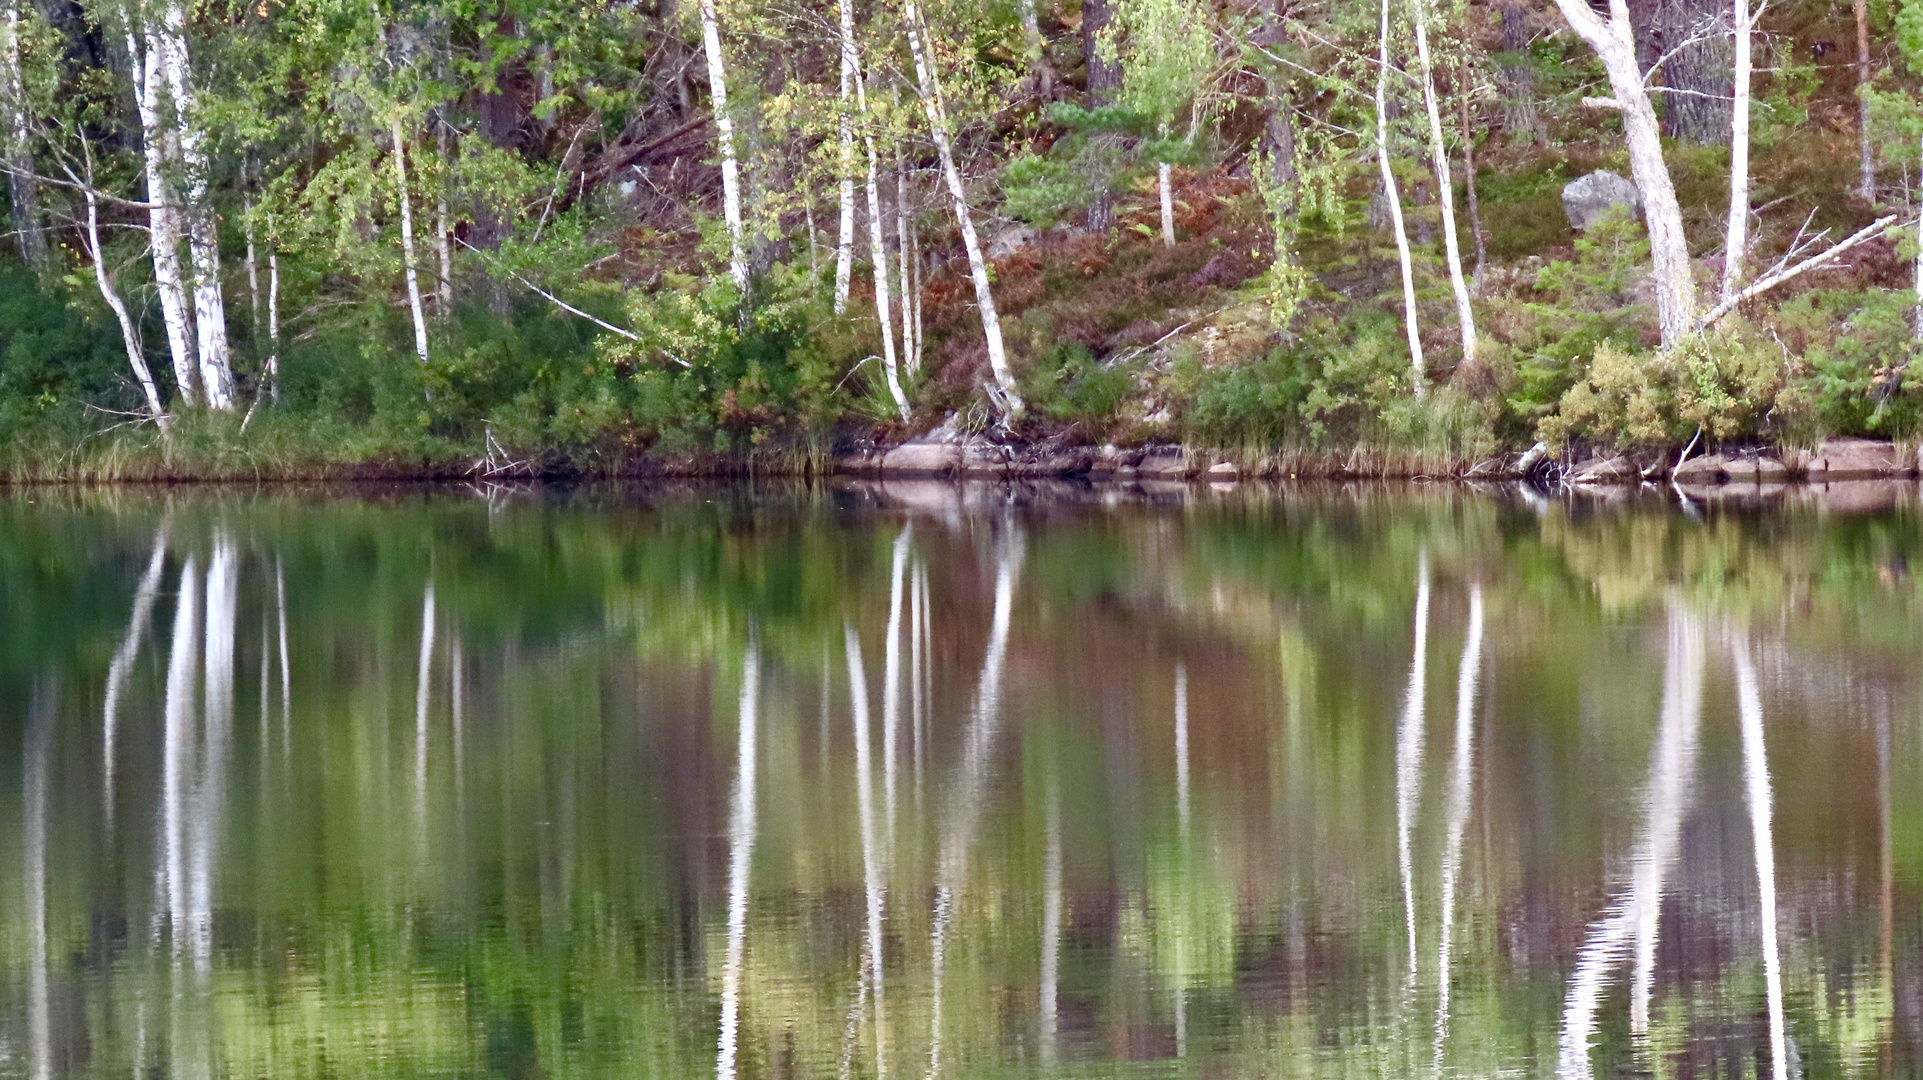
[1561,171,1642,232]
[986,225,1034,259]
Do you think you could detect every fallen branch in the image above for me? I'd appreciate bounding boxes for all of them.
[452,235,644,344]
[1699,214,1899,327]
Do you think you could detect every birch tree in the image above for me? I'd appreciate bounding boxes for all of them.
[855,64,909,420]
[2,0,45,266]
[125,15,199,407]
[900,0,1020,412]
[832,0,856,312]
[698,0,749,293]
[1547,0,1698,346]
[157,0,237,408]
[391,115,432,363]
[1376,0,1426,391]
[1409,0,1477,360]
[73,141,166,421]
[1721,0,1758,300]
[1106,0,1213,248]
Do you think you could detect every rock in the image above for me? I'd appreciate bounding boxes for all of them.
[986,225,1034,259]
[1723,455,1789,483]
[1568,456,1635,484]
[1137,451,1190,479]
[878,439,959,474]
[1805,438,1915,480]
[1561,170,1642,232]
[1671,454,1728,483]
[1206,461,1239,479]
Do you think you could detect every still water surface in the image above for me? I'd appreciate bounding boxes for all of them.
[3,482,1922,1079]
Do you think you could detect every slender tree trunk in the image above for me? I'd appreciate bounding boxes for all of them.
[436,120,454,316]
[1915,132,1923,341]
[266,245,281,399]
[1548,0,1698,345]
[855,67,909,420]
[2,0,45,267]
[1376,0,1426,394]
[833,0,856,313]
[1411,0,1478,361]
[390,117,432,364]
[1721,0,1752,301]
[1459,60,1487,281]
[698,0,749,292]
[1856,0,1874,202]
[129,26,198,407]
[159,0,236,410]
[901,0,1020,412]
[896,152,917,373]
[80,153,166,421]
[244,190,261,340]
[715,644,759,1080]
[1083,0,1119,233]
[1498,1,1541,143]
[1157,135,1176,247]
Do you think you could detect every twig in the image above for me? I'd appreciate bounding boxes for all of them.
[452,235,646,344]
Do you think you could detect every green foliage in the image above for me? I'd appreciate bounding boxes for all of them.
[1021,343,1135,424]
[1774,289,1920,440]
[1001,152,1087,227]
[1539,327,1795,449]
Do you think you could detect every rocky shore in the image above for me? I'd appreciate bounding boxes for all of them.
[836,429,1922,487]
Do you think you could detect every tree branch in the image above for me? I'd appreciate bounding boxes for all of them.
[1699,214,1898,327]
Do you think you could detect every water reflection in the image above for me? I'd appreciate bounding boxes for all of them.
[2,483,1922,1079]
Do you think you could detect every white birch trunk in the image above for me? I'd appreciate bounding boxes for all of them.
[1721,0,1754,302]
[390,116,432,364]
[80,167,166,421]
[266,246,281,400]
[844,623,889,1073]
[697,0,749,293]
[715,644,759,1080]
[832,0,857,313]
[1433,585,1484,1046]
[436,121,453,315]
[158,0,236,410]
[1393,551,1431,986]
[856,68,909,420]
[1376,0,1426,394]
[1549,0,1698,345]
[901,0,1020,412]
[897,155,917,372]
[1730,634,1786,1080]
[129,26,198,407]
[1158,158,1175,247]
[2,0,45,267]
[1410,0,1478,361]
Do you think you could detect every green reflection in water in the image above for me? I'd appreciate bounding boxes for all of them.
[1,482,1921,1080]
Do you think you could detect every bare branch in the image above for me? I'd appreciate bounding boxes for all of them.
[1700,214,1899,327]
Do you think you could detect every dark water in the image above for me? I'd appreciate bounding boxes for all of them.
[3,480,1922,1080]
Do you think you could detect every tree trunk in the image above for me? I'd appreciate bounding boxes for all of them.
[128,26,198,407]
[855,66,909,420]
[1498,1,1541,143]
[1411,0,1478,361]
[697,0,749,293]
[1549,0,1698,346]
[1019,0,1052,98]
[80,152,166,422]
[1856,0,1874,201]
[1459,62,1487,280]
[897,151,917,373]
[1376,0,1426,394]
[1158,155,1175,247]
[436,120,454,315]
[244,188,261,340]
[902,0,1021,412]
[1652,0,1731,144]
[832,0,856,312]
[2,0,45,267]
[159,0,236,410]
[390,116,432,364]
[1083,0,1120,233]
[267,245,280,401]
[1721,0,1751,301]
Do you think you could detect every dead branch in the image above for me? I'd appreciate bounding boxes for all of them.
[1699,214,1899,327]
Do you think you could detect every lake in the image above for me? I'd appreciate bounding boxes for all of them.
[2,480,1920,1079]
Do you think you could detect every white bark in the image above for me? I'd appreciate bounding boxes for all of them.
[391,116,432,364]
[698,0,749,293]
[897,155,918,372]
[2,0,46,267]
[1376,0,1426,393]
[1553,0,1698,345]
[105,531,170,827]
[901,0,1021,412]
[1174,663,1190,836]
[413,583,436,840]
[128,26,198,407]
[1158,158,1176,247]
[436,121,454,315]
[244,189,260,337]
[267,246,281,400]
[80,159,166,421]
[833,0,857,313]
[1410,0,1478,361]
[844,622,889,1075]
[857,69,910,420]
[715,644,759,1080]
[1038,771,1063,1065]
[1721,0,1756,302]
[158,0,236,410]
